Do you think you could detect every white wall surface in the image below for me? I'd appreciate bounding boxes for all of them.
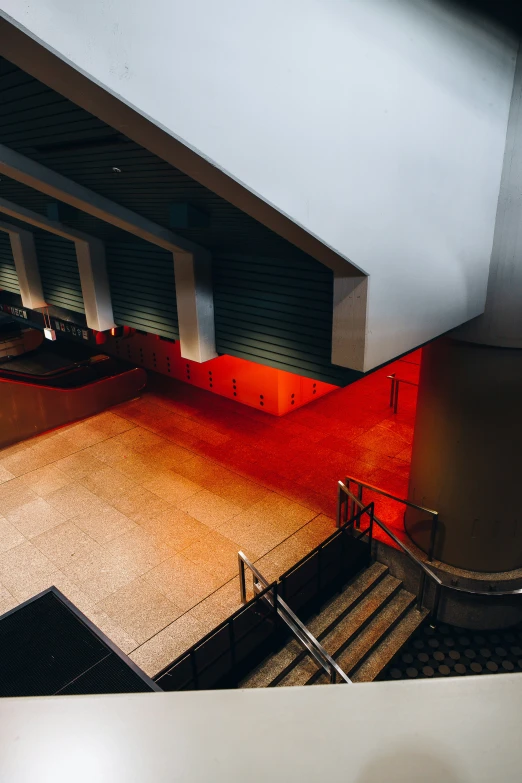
[1,674,521,782]
[0,0,517,369]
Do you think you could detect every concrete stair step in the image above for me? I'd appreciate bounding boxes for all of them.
[240,562,388,689]
[312,589,417,684]
[277,574,402,688]
[350,605,429,683]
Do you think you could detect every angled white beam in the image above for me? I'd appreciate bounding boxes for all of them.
[0,199,115,331]
[0,219,46,309]
[0,147,218,360]
[0,144,204,256]
[332,274,368,372]
[174,251,217,363]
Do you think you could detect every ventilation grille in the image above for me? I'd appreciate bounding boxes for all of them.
[35,231,84,314]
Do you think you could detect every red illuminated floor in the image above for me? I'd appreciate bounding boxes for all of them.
[143,351,421,545]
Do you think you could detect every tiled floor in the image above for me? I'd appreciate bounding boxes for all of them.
[0,351,419,677]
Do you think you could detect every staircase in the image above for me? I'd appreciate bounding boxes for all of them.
[240,562,427,688]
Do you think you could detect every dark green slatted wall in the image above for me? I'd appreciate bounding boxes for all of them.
[106,241,179,339]
[0,231,19,294]
[34,232,84,314]
[213,255,355,385]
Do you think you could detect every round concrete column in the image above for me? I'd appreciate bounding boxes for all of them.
[405,337,522,572]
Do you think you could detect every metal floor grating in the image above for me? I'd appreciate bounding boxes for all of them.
[379,621,522,681]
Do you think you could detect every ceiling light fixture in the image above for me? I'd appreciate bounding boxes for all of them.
[112,166,122,173]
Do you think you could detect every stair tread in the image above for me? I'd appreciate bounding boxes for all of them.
[321,589,416,681]
[240,562,388,689]
[307,562,388,639]
[351,606,429,683]
[277,575,403,688]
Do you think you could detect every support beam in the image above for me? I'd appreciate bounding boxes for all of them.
[331,274,368,373]
[174,252,217,363]
[0,144,203,256]
[0,220,45,309]
[0,199,115,331]
[0,148,218,359]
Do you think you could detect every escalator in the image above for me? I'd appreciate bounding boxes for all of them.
[0,314,147,449]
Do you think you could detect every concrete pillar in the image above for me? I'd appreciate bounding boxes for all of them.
[173,251,217,363]
[405,337,522,572]
[405,48,522,574]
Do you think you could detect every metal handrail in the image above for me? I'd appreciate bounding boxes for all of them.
[238,551,351,684]
[387,373,419,414]
[337,479,522,625]
[343,474,439,563]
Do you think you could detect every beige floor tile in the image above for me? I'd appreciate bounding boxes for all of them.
[0,514,25,554]
[54,451,106,480]
[291,514,336,550]
[0,583,17,615]
[84,437,137,465]
[138,507,212,553]
[212,474,272,509]
[45,482,112,520]
[0,441,27,460]
[96,577,183,645]
[110,399,171,429]
[104,527,174,576]
[130,612,206,676]
[72,505,138,544]
[62,546,141,603]
[111,427,166,454]
[28,434,81,464]
[6,497,66,539]
[142,441,193,469]
[0,465,15,485]
[188,577,242,634]
[178,489,242,529]
[86,411,136,438]
[254,535,313,583]
[0,541,58,601]
[32,522,99,569]
[182,530,241,582]
[110,486,173,525]
[0,446,51,477]
[0,479,39,515]
[28,571,95,614]
[231,492,317,535]
[112,453,160,485]
[81,466,137,502]
[53,422,111,450]
[143,470,201,505]
[19,465,72,496]
[174,455,232,487]
[143,554,222,611]
[83,606,138,654]
[216,517,289,560]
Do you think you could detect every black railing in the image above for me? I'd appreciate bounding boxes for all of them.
[279,504,373,617]
[155,505,374,691]
[155,582,280,691]
[387,373,419,414]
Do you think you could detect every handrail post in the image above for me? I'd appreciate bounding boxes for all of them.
[428,513,439,562]
[336,482,343,529]
[417,570,426,611]
[394,378,400,414]
[389,373,396,408]
[368,502,375,564]
[430,583,442,627]
[238,553,247,604]
[356,483,363,529]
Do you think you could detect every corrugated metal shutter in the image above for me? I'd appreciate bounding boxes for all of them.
[0,232,19,294]
[35,232,84,314]
[106,240,179,340]
[213,255,355,385]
